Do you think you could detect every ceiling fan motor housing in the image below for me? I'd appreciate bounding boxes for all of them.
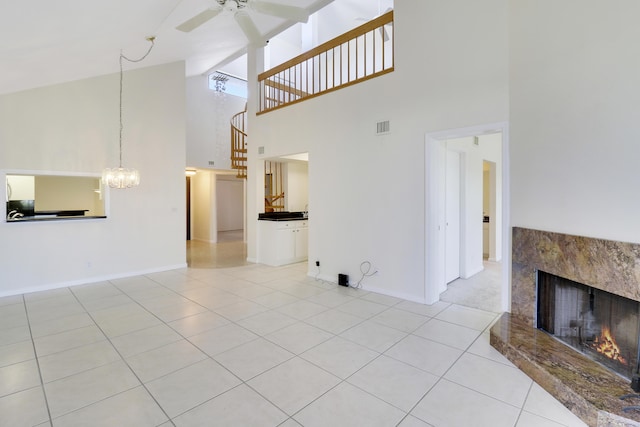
[218,0,249,11]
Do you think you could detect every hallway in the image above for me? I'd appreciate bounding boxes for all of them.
[186,230,248,269]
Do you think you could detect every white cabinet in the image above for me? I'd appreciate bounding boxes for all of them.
[258,220,308,266]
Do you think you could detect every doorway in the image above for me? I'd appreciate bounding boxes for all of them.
[187,170,245,243]
[425,123,510,311]
[187,170,247,268]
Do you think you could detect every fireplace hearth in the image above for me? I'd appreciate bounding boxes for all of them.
[491,227,640,427]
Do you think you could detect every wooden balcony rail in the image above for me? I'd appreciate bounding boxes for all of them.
[258,10,394,114]
[231,105,247,178]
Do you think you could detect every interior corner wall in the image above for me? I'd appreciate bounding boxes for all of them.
[249,0,508,302]
[510,1,640,244]
[0,61,187,297]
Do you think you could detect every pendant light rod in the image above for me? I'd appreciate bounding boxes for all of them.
[102,36,155,189]
[118,36,155,168]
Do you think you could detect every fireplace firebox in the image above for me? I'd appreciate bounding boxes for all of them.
[537,270,640,383]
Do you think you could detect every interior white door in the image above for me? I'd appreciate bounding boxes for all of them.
[445,150,461,283]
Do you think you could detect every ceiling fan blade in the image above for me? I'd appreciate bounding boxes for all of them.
[176,7,223,32]
[234,11,266,47]
[250,1,309,23]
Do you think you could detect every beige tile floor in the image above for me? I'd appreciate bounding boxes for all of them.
[440,261,502,313]
[0,239,588,427]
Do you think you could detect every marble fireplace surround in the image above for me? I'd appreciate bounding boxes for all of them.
[490,227,640,427]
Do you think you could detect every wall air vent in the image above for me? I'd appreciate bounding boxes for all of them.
[376,120,390,135]
[258,146,265,155]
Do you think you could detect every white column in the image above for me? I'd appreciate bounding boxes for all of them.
[246,45,265,263]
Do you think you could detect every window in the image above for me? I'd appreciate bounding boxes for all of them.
[209,71,248,98]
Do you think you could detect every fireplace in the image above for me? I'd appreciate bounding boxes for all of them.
[537,271,640,381]
[490,227,640,426]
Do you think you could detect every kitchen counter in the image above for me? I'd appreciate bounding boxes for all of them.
[7,215,106,223]
[6,210,104,222]
[258,211,308,221]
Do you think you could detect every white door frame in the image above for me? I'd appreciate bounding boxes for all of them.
[445,149,462,284]
[424,122,511,312]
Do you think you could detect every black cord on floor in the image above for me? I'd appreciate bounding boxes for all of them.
[351,261,378,289]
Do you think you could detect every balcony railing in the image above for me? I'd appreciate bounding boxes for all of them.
[258,10,394,114]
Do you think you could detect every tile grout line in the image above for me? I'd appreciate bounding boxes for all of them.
[22,293,55,427]
[66,284,178,427]
[5,263,542,427]
[105,272,320,424]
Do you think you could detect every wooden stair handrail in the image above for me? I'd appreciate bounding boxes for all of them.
[230,104,248,178]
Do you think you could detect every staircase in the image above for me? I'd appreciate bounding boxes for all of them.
[229,106,286,212]
[229,12,394,177]
[264,161,285,212]
[230,105,247,178]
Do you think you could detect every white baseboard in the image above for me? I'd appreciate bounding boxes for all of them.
[0,263,188,298]
[305,272,428,305]
[462,264,485,279]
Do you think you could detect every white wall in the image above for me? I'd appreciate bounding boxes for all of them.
[248,0,508,302]
[6,175,35,200]
[285,161,309,212]
[217,177,244,231]
[510,1,640,244]
[186,74,247,170]
[0,62,187,297]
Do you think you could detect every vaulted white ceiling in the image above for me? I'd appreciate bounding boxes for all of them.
[0,0,391,95]
[0,0,318,95]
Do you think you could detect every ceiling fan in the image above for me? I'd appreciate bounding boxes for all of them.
[176,0,310,46]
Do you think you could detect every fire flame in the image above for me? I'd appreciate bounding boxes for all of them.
[592,326,627,365]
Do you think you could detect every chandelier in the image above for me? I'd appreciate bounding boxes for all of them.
[211,73,229,93]
[102,37,155,189]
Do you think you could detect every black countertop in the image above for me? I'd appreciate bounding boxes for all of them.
[7,215,106,223]
[258,211,308,221]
